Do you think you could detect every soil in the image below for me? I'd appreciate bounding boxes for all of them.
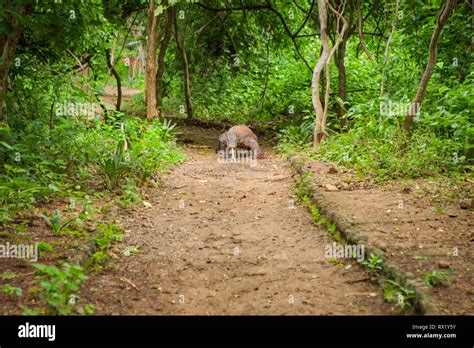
[79,126,395,315]
[305,160,473,314]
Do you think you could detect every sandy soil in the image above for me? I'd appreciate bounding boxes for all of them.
[79,126,395,315]
[306,160,473,314]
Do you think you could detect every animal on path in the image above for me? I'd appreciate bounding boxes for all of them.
[216,125,263,159]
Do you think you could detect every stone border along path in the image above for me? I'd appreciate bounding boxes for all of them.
[289,155,473,315]
[289,156,427,314]
[79,126,396,315]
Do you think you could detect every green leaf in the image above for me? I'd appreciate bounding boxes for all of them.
[0,141,13,150]
[48,184,60,192]
[1,271,17,280]
[154,5,164,16]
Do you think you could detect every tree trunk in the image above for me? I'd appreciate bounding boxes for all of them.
[155,8,173,118]
[312,0,330,146]
[0,3,30,122]
[105,49,122,112]
[403,0,456,131]
[145,0,161,120]
[380,0,400,98]
[334,1,354,130]
[323,3,348,133]
[335,39,347,128]
[335,13,354,129]
[356,0,373,61]
[173,7,193,119]
[313,0,348,147]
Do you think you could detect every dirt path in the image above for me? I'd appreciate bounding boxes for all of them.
[80,126,394,315]
[303,160,473,314]
[101,85,141,108]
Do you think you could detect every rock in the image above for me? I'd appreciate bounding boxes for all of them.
[325,184,339,191]
[374,240,388,251]
[86,224,97,232]
[438,261,450,269]
[143,201,153,208]
[460,199,473,209]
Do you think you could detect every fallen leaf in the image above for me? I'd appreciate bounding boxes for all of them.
[325,184,339,191]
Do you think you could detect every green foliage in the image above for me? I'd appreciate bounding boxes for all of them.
[382,278,419,311]
[30,263,87,315]
[1,284,23,297]
[116,181,142,209]
[94,223,124,250]
[309,204,320,222]
[96,140,129,190]
[295,170,341,240]
[308,123,469,182]
[38,242,53,253]
[82,303,97,315]
[277,114,314,148]
[0,115,184,223]
[85,251,110,272]
[423,270,454,287]
[40,209,76,235]
[123,245,140,256]
[295,171,313,202]
[361,253,384,275]
[128,119,185,183]
[2,271,18,280]
[85,223,123,271]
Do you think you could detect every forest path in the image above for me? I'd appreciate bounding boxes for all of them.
[101,85,141,109]
[80,125,394,314]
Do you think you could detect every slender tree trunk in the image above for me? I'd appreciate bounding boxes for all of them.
[0,3,30,122]
[335,40,347,128]
[380,0,400,98]
[105,49,122,112]
[334,0,354,129]
[313,0,348,147]
[139,44,146,75]
[110,34,117,66]
[138,43,146,102]
[173,7,193,119]
[155,8,173,118]
[312,0,330,146]
[403,0,456,130]
[145,0,161,120]
[356,0,373,61]
[323,3,348,133]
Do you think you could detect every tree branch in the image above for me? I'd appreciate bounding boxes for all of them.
[196,2,270,12]
[380,0,401,98]
[265,0,312,72]
[356,0,373,60]
[403,0,456,130]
